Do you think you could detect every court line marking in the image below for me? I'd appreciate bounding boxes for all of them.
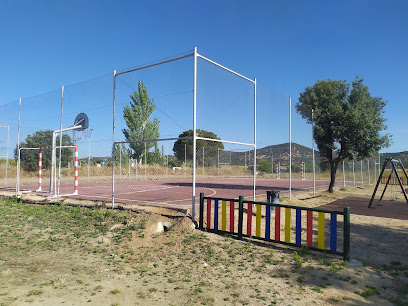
[165,188,217,203]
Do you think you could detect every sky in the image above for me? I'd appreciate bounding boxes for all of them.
[0,0,407,157]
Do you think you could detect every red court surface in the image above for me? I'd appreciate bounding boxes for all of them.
[318,197,408,220]
[9,177,347,209]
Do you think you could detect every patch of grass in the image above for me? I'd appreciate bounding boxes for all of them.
[297,275,306,283]
[329,296,341,302]
[26,289,43,296]
[292,251,303,270]
[110,289,121,295]
[355,286,379,298]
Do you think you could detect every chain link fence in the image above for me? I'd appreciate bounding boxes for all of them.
[0,48,393,210]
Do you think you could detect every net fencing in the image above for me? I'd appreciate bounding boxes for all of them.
[0,100,19,188]
[1,48,390,210]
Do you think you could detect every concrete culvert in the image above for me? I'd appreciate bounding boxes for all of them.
[155,221,173,233]
[162,222,172,232]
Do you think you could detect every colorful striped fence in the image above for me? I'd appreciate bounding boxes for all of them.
[381,176,408,185]
[199,193,350,261]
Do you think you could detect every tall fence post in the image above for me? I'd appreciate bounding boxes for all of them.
[199,192,204,230]
[343,206,350,261]
[238,196,244,239]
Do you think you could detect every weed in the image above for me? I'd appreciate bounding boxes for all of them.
[110,289,121,295]
[194,287,204,294]
[355,286,379,298]
[139,219,147,229]
[27,289,43,296]
[329,263,343,273]
[297,275,306,283]
[292,251,303,270]
[329,296,341,302]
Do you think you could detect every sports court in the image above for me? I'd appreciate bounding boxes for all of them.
[11,177,343,209]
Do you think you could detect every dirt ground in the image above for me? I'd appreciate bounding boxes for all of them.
[0,184,407,306]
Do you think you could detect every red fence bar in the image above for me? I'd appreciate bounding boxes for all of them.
[247,203,252,235]
[206,199,211,229]
[230,200,235,232]
[307,211,313,247]
[275,206,281,241]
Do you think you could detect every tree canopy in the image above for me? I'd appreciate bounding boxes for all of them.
[296,77,390,192]
[16,130,73,171]
[122,81,160,162]
[173,129,224,166]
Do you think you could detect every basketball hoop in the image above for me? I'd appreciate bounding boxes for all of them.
[83,128,93,139]
[74,113,89,131]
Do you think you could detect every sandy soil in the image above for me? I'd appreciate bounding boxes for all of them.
[0,184,407,305]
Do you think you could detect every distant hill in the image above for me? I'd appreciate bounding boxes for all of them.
[381,151,408,167]
[229,142,321,166]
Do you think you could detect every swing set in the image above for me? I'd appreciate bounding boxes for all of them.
[368,157,408,208]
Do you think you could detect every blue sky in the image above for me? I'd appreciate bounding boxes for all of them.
[0,0,407,156]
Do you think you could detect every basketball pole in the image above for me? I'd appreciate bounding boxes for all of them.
[253,77,257,201]
[289,96,292,200]
[57,85,64,202]
[192,46,197,223]
[16,97,21,196]
[112,69,116,208]
[312,109,315,195]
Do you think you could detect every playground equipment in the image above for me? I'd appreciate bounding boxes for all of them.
[368,157,408,208]
[199,192,350,261]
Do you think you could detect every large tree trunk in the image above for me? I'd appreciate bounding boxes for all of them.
[328,161,339,193]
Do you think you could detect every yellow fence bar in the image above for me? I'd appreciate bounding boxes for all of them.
[222,200,227,231]
[256,204,261,237]
[318,212,325,249]
[285,208,291,243]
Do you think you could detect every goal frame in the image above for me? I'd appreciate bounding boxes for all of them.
[17,144,78,197]
[112,47,257,222]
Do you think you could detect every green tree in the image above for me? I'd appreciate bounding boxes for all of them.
[15,130,73,171]
[173,129,224,166]
[296,77,390,192]
[114,143,131,166]
[257,159,271,173]
[122,81,160,163]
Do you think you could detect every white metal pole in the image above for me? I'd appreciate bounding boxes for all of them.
[374,157,377,182]
[289,96,292,200]
[230,149,232,177]
[50,131,56,192]
[352,159,355,186]
[192,46,197,221]
[16,97,21,196]
[88,134,91,183]
[202,146,205,176]
[144,142,147,181]
[342,161,345,187]
[57,85,64,202]
[5,125,9,185]
[253,78,257,200]
[312,109,315,195]
[112,69,116,208]
[17,148,21,193]
[217,148,220,176]
[120,144,122,180]
[271,151,273,175]
[361,160,363,184]
[367,160,370,184]
[166,142,168,180]
[184,144,186,178]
